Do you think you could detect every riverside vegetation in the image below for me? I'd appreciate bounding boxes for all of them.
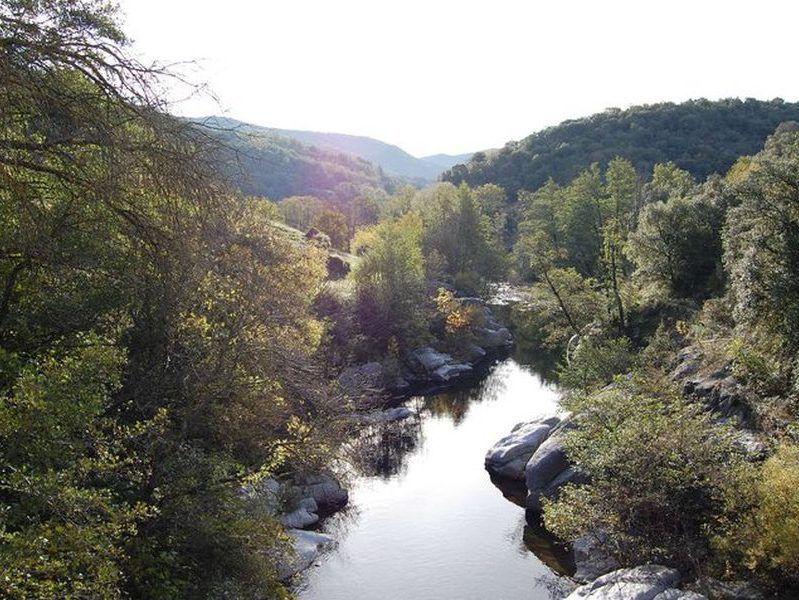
[1,2,799,599]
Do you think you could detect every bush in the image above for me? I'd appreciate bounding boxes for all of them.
[717,444,799,591]
[558,336,634,392]
[546,376,752,573]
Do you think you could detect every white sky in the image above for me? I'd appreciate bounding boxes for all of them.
[119,0,799,157]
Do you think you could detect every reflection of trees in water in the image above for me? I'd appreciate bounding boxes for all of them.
[504,304,562,384]
[345,416,423,479]
[424,390,472,425]
[490,473,575,579]
[523,521,575,577]
[423,363,513,425]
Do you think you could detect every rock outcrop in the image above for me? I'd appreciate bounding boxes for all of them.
[407,346,475,386]
[297,473,349,511]
[566,565,705,600]
[486,415,581,513]
[670,346,754,427]
[484,415,562,480]
[278,529,336,580]
[524,421,585,513]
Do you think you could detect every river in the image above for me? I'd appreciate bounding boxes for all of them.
[296,353,574,600]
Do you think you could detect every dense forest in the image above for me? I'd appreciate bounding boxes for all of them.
[2,2,799,599]
[443,99,799,198]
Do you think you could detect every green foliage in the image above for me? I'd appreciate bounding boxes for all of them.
[444,98,799,198]
[352,213,428,352]
[558,336,634,392]
[0,4,336,597]
[720,444,799,587]
[312,207,350,250]
[279,195,326,230]
[546,376,752,573]
[724,130,799,356]
[411,183,508,292]
[627,192,724,299]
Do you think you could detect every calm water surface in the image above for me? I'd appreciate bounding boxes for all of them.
[297,357,570,600]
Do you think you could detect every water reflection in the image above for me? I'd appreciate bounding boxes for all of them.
[298,358,568,600]
[346,415,423,479]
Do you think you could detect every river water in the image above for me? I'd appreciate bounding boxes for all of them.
[296,355,573,600]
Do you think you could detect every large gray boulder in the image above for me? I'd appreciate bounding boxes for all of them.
[278,529,336,580]
[478,326,513,349]
[525,425,579,512]
[411,347,451,373]
[573,533,621,583]
[485,416,561,480]
[566,565,691,600]
[433,362,473,383]
[280,507,319,529]
[298,473,348,510]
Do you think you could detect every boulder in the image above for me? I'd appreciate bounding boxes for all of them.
[298,473,348,510]
[485,416,561,480]
[239,477,281,515]
[410,347,451,374]
[463,343,487,364]
[433,362,473,383]
[566,565,685,600]
[280,507,319,529]
[573,533,620,583]
[478,326,513,349]
[279,529,336,580]
[525,426,574,512]
[326,255,350,280]
[653,592,707,600]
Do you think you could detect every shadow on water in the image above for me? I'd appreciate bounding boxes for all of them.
[345,416,424,479]
[490,473,576,578]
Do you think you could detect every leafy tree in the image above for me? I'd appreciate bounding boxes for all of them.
[279,195,325,230]
[627,194,723,299]
[724,130,799,354]
[352,213,427,352]
[0,3,336,597]
[312,207,350,250]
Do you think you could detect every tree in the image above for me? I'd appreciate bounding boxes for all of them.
[0,3,336,597]
[724,129,799,353]
[312,207,350,250]
[627,194,723,299]
[352,213,427,352]
[279,195,325,230]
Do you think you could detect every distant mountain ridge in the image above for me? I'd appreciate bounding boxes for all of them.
[443,98,799,198]
[198,116,475,181]
[195,117,398,204]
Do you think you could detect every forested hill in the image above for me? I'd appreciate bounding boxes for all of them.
[442,98,799,197]
[199,116,474,182]
[195,116,398,203]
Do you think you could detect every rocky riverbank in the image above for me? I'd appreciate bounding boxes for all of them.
[483,338,773,598]
[337,296,513,407]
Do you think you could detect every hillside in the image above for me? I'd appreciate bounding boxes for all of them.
[194,117,398,204]
[442,98,799,197]
[199,116,473,181]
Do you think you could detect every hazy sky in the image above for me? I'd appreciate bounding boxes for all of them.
[119,0,799,157]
